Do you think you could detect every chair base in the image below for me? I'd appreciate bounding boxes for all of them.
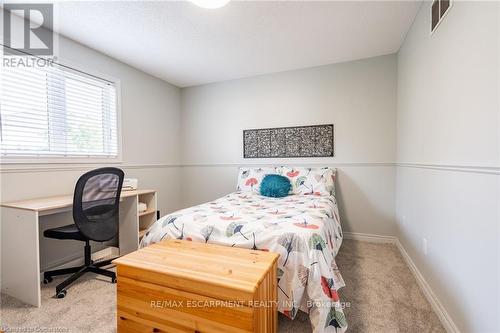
[43,242,117,298]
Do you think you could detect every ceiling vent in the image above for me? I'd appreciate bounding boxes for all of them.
[431,0,452,33]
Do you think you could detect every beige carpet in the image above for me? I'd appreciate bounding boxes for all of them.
[1,240,445,332]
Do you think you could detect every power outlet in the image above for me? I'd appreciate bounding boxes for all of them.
[423,238,428,256]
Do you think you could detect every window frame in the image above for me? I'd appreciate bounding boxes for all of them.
[0,58,123,165]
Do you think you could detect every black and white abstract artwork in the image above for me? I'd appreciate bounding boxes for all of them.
[243,124,334,158]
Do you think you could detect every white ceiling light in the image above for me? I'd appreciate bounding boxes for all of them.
[190,0,230,9]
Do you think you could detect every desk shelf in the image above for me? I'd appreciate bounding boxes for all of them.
[139,209,156,217]
[138,192,157,242]
[139,229,147,240]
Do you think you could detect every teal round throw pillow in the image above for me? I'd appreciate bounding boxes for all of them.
[260,174,291,198]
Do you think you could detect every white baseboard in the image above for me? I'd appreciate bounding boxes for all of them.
[394,239,460,333]
[343,231,396,244]
[347,232,460,333]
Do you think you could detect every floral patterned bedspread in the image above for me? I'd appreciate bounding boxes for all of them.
[140,192,347,333]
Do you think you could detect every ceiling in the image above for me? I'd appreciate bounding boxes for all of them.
[51,1,421,87]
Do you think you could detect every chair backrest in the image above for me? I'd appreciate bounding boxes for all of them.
[73,167,124,242]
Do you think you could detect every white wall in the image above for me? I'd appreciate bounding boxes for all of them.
[180,54,398,236]
[396,1,499,331]
[0,28,183,269]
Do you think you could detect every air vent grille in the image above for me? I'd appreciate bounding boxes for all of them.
[431,0,452,33]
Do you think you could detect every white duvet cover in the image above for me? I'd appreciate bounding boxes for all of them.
[141,192,347,333]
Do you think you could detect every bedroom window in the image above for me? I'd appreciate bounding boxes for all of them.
[0,61,120,162]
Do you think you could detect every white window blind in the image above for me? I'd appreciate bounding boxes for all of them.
[0,62,118,159]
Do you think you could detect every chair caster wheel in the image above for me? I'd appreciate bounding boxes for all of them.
[112,277,117,283]
[43,277,53,284]
[56,290,67,298]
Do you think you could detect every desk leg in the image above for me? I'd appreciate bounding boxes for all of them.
[1,207,41,307]
[119,196,139,256]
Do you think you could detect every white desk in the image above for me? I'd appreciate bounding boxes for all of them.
[0,189,157,307]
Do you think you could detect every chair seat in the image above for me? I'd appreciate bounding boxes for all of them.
[44,224,86,241]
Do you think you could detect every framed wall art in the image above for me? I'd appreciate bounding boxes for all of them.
[243,124,334,158]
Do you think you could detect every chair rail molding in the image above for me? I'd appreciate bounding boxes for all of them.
[396,163,500,175]
[1,162,498,175]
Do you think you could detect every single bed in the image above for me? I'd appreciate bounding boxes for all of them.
[141,167,347,333]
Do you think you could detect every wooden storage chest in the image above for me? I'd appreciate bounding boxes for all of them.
[113,239,279,333]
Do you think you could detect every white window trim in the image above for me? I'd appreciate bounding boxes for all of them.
[0,57,123,165]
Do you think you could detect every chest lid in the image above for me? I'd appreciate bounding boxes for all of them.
[113,239,279,303]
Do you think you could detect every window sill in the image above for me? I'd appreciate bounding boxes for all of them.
[0,162,178,174]
[0,156,122,169]
[0,157,123,165]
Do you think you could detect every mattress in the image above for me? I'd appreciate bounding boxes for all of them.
[141,191,347,333]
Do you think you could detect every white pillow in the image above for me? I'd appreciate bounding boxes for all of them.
[236,167,282,193]
[282,167,336,196]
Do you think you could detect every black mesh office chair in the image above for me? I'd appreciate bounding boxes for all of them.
[43,167,124,299]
